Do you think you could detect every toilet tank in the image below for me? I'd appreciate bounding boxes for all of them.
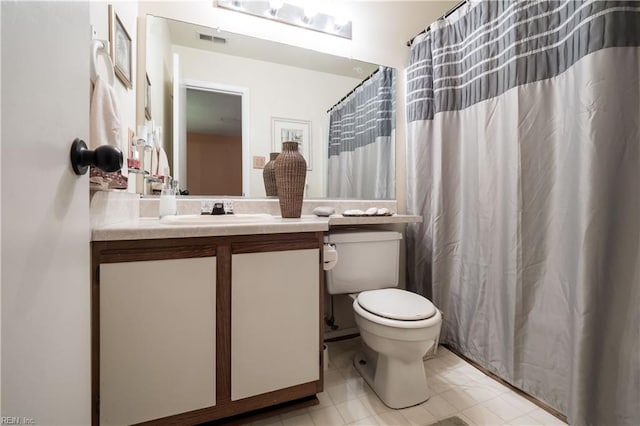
[324,230,402,294]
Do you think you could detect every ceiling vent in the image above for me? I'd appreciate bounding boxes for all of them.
[198,33,227,44]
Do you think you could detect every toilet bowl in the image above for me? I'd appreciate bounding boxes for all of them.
[352,288,442,408]
[324,231,442,409]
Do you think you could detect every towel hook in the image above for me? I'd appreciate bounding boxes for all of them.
[70,138,123,175]
[91,39,115,87]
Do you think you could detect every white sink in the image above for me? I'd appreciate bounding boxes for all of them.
[159,214,274,225]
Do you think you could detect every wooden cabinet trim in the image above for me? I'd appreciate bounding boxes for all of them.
[92,233,320,263]
[216,245,232,404]
[91,249,101,426]
[231,239,320,254]
[92,239,216,264]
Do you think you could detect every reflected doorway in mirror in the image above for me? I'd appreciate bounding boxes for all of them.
[172,77,250,197]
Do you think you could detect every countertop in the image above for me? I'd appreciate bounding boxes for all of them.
[91,214,422,241]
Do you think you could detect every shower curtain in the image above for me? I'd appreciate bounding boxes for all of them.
[406,1,639,424]
[327,67,395,199]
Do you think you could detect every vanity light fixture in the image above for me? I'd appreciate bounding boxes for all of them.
[217,0,352,39]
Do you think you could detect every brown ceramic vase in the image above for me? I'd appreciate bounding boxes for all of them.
[263,152,279,196]
[274,142,307,218]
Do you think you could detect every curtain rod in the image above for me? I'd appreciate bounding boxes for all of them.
[406,0,469,47]
[327,67,381,113]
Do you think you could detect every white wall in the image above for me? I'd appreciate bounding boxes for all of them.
[1,2,91,423]
[137,1,456,208]
[175,45,362,197]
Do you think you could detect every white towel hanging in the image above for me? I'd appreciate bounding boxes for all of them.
[90,39,115,87]
[90,39,127,178]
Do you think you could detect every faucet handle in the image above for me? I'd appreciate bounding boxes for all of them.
[224,200,234,215]
[200,200,214,215]
[142,175,162,196]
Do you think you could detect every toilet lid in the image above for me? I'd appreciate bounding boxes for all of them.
[357,288,436,321]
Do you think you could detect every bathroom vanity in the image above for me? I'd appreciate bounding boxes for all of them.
[91,222,326,425]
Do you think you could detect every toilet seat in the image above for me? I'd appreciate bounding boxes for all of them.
[353,289,441,328]
[357,288,436,321]
[353,298,441,329]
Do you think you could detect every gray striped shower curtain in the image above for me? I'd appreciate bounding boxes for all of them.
[405,1,640,424]
[327,67,395,199]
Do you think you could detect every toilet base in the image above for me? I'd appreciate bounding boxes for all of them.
[354,349,377,390]
[354,348,431,409]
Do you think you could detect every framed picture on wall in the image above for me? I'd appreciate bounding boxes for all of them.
[109,5,133,89]
[271,117,312,170]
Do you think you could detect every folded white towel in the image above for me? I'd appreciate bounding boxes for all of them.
[150,147,172,192]
[157,146,170,178]
[90,75,127,177]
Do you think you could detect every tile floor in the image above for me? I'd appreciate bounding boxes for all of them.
[251,338,568,426]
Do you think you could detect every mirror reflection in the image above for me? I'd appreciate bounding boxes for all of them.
[186,88,242,196]
[145,15,395,199]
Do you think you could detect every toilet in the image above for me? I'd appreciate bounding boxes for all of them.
[324,230,442,409]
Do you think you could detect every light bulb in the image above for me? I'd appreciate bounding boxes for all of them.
[334,15,349,28]
[269,0,284,10]
[268,0,283,16]
[304,5,317,20]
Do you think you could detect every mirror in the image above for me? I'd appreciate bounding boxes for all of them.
[145,15,395,199]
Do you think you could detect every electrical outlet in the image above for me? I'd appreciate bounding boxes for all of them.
[253,156,266,169]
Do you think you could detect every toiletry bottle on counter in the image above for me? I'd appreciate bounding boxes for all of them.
[159,177,177,218]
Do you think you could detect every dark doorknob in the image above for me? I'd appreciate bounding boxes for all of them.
[70,138,123,175]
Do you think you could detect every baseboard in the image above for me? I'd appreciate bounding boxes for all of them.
[442,344,568,424]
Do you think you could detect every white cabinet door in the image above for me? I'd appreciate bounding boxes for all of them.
[231,249,320,401]
[100,257,216,426]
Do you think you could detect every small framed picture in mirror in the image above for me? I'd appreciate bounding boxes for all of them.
[109,5,132,89]
[144,73,151,120]
[271,117,312,170]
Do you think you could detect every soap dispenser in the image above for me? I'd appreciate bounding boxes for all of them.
[159,177,177,218]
